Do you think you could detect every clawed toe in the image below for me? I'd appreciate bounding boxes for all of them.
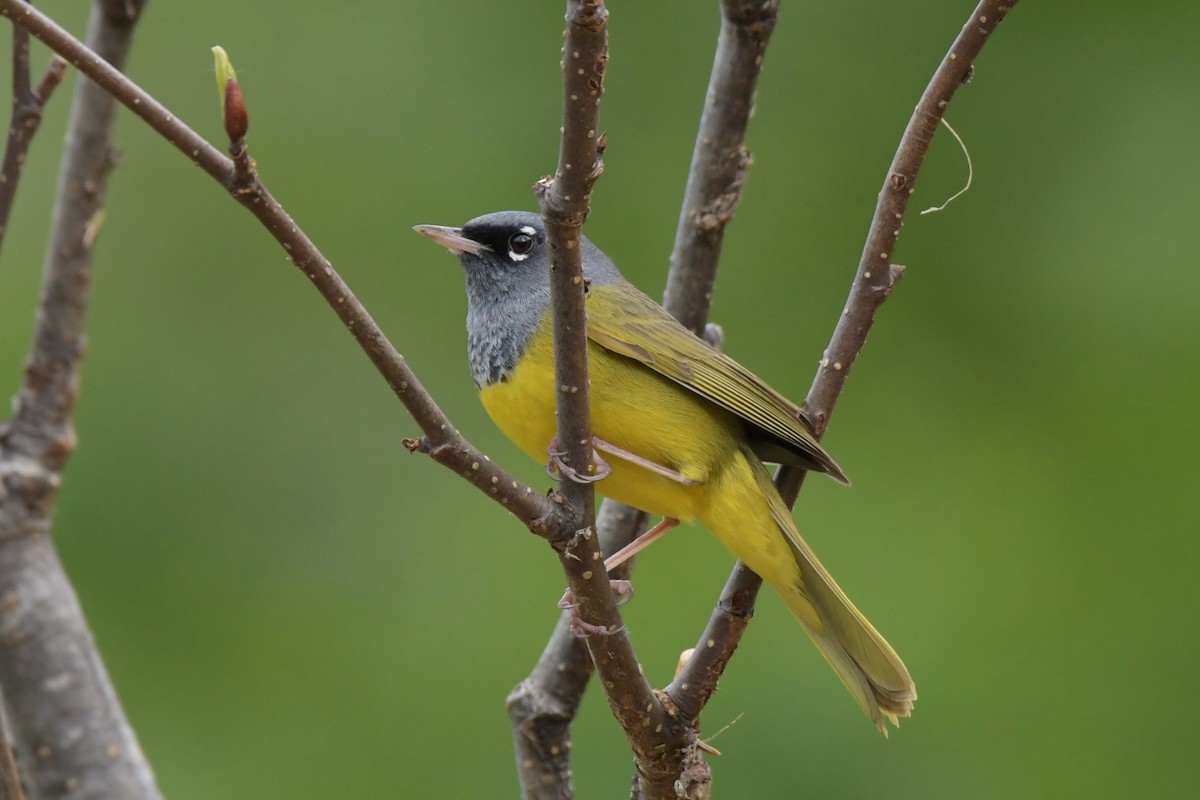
[545,437,612,484]
[557,579,635,637]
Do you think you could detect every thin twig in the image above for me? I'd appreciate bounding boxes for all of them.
[807,0,1015,425]
[0,0,557,531]
[0,0,165,795]
[668,0,1019,727]
[0,17,67,255]
[919,118,973,215]
[0,688,26,800]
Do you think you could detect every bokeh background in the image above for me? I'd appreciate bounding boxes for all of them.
[2,1,1198,797]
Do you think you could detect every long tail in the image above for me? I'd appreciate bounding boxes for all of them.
[711,447,916,734]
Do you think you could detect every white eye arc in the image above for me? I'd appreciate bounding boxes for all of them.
[507,227,537,261]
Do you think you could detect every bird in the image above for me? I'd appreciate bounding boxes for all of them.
[414,210,915,733]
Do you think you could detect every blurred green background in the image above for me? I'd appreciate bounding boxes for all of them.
[2,1,1198,797]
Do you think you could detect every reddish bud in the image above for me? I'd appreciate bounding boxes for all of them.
[223,78,248,141]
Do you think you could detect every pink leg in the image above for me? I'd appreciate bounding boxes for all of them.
[546,435,704,487]
[592,437,702,486]
[603,517,680,572]
[558,520,681,604]
[554,520,680,635]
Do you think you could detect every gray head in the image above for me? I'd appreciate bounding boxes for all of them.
[414,211,621,388]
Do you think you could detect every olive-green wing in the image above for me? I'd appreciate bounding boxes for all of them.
[586,282,848,483]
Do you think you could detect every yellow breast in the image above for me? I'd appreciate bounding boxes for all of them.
[478,321,743,522]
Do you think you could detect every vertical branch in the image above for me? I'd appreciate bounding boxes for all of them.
[535,0,609,519]
[534,0,613,655]
[0,1,162,798]
[513,1,783,792]
[530,2,683,797]
[632,0,780,737]
[532,0,621,646]
[507,503,648,800]
[514,2,783,795]
[664,0,778,331]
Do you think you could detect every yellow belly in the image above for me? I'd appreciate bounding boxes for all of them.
[478,327,741,523]
[478,319,914,730]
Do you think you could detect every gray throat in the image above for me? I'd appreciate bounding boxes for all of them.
[460,235,622,388]
[463,273,550,388]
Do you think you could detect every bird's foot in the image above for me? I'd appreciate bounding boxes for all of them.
[558,580,633,638]
[546,436,612,484]
[546,435,703,487]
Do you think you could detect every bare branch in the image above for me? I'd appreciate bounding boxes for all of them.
[532,3,679,796]
[533,0,609,530]
[807,0,1016,427]
[507,501,649,800]
[0,18,67,256]
[669,0,1019,725]
[0,0,165,795]
[0,0,558,529]
[540,2,781,793]
[516,2,784,794]
[0,693,26,800]
[664,0,778,332]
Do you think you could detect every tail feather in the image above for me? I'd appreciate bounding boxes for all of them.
[740,447,916,734]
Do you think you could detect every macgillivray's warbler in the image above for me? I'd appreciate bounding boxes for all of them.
[415,211,915,733]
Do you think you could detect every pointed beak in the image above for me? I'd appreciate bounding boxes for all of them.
[412,224,492,256]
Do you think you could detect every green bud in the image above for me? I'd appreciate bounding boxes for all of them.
[211,46,248,141]
[212,46,237,98]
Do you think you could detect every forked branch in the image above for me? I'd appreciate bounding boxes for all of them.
[0,17,66,255]
[0,1,161,796]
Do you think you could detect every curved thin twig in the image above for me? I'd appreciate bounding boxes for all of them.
[0,0,557,530]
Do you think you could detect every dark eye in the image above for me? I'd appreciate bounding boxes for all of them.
[509,233,533,256]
